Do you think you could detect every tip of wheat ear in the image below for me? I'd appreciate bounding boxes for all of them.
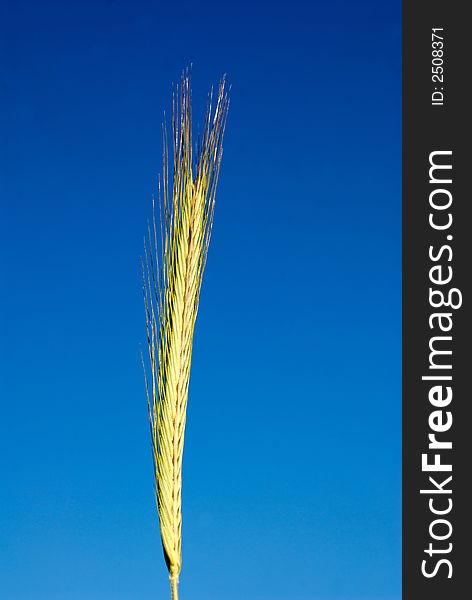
[142,69,229,598]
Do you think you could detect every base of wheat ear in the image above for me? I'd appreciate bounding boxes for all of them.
[142,71,229,600]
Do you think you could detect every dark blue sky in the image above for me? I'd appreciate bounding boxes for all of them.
[0,1,400,599]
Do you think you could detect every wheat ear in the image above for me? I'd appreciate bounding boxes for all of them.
[142,71,229,600]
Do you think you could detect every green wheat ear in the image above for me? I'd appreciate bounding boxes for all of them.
[142,70,229,600]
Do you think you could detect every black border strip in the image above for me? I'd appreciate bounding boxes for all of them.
[403,3,470,598]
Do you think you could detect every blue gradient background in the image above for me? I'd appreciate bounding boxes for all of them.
[0,1,400,599]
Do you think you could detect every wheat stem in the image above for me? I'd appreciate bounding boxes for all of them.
[170,574,179,600]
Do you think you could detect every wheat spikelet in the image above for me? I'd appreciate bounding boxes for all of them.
[142,70,229,600]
